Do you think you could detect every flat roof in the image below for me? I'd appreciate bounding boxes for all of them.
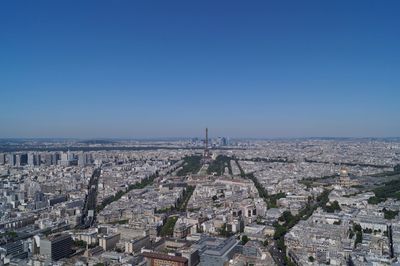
[142,252,188,263]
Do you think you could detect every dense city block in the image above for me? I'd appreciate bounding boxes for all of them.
[0,137,399,265]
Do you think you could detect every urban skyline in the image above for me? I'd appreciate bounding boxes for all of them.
[1,136,400,265]
[1,2,400,265]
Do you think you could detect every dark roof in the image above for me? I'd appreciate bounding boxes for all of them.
[142,252,188,263]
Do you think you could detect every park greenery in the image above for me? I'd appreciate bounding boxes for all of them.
[74,239,87,248]
[368,178,400,204]
[207,155,233,175]
[155,185,196,213]
[323,200,342,213]
[96,172,158,212]
[269,192,286,208]
[177,186,195,211]
[160,216,178,237]
[298,174,338,188]
[0,231,18,242]
[374,179,400,199]
[4,231,17,238]
[73,239,97,249]
[236,159,286,208]
[363,228,373,234]
[218,223,234,237]
[367,196,385,205]
[236,158,331,265]
[236,160,333,265]
[241,235,249,245]
[383,208,399,220]
[367,165,400,204]
[177,155,202,176]
[155,206,173,214]
[349,229,354,239]
[273,190,331,263]
[353,223,363,247]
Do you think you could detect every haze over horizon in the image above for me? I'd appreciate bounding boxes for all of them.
[1,1,399,138]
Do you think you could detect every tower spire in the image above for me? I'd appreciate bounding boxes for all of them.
[204,128,210,159]
[206,128,208,150]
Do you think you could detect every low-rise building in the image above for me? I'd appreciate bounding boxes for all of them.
[142,251,188,266]
[99,233,121,251]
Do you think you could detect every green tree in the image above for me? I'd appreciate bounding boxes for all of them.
[241,235,249,245]
[383,208,399,220]
[355,231,362,247]
[177,156,202,176]
[323,201,341,213]
[368,196,385,205]
[218,223,230,237]
[74,240,88,248]
[160,216,178,237]
[353,223,362,232]
[349,230,354,239]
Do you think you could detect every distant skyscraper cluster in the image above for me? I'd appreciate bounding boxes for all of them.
[0,151,93,167]
[189,128,229,148]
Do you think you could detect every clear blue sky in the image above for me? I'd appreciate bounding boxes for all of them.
[1,1,399,138]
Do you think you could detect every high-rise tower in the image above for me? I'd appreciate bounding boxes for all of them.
[203,128,211,159]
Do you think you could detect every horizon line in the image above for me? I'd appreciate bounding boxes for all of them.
[0,136,399,141]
